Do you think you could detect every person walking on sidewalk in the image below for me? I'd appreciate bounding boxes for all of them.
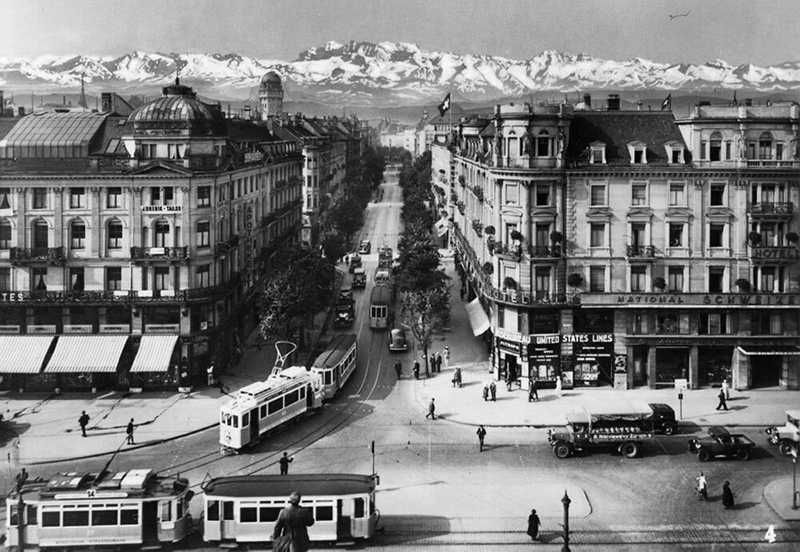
[722,480,734,509]
[78,411,90,437]
[695,472,708,500]
[428,354,435,377]
[436,353,443,374]
[528,379,539,402]
[425,398,436,420]
[715,387,728,411]
[126,418,135,445]
[279,452,294,475]
[527,508,541,541]
[443,345,450,370]
[413,361,420,380]
[476,425,486,452]
[482,383,489,401]
[489,381,497,401]
[722,378,730,400]
[455,367,462,388]
[394,362,402,379]
[555,375,563,398]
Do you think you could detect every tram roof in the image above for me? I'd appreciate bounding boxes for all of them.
[369,285,393,304]
[311,334,357,370]
[203,474,376,498]
[12,469,188,501]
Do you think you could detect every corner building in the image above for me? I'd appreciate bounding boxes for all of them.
[440,97,800,391]
[0,79,302,390]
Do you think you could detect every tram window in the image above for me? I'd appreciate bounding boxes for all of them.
[223,501,234,521]
[285,390,299,405]
[259,506,281,522]
[240,507,258,522]
[92,509,118,526]
[300,387,305,399]
[268,398,283,415]
[324,371,332,385]
[9,504,19,526]
[315,506,333,521]
[354,498,365,518]
[232,416,239,428]
[260,405,267,418]
[242,413,249,426]
[42,510,60,527]
[207,500,220,521]
[120,509,139,525]
[26,505,37,525]
[63,508,90,527]
[160,501,172,522]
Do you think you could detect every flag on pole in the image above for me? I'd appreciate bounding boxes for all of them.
[660,93,672,111]
[438,92,451,117]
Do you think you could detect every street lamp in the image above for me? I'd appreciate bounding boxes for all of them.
[561,490,571,552]
[792,446,798,510]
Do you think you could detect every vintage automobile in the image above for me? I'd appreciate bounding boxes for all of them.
[388,328,408,352]
[647,403,677,435]
[352,267,367,289]
[765,409,800,456]
[358,240,372,254]
[688,426,755,461]
[349,253,362,273]
[334,289,355,327]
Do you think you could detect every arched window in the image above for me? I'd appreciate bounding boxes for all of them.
[759,132,773,160]
[0,220,11,249]
[33,219,48,250]
[107,219,123,249]
[70,220,86,249]
[709,132,722,161]
[536,130,551,157]
[154,220,169,247]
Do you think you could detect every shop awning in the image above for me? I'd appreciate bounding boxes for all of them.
[130,335,179,373]
[465,298,490,336]
[44,335,128,373]
[0,336,54,374]
[736,346,800,356]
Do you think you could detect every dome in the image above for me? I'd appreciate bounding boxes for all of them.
[260,71,282,88]
[130,95,216,124]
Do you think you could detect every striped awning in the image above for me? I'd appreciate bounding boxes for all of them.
[465,298,491,336]
[0,336,54,374]
[44,335,128,373]
[130,335,179,373]
[737,346,800,356]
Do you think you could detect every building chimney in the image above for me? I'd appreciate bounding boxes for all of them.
[583,94,591,108]
[607,94,620,111]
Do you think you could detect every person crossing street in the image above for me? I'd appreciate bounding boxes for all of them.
[425,398,436,420]
[476,425,486,452]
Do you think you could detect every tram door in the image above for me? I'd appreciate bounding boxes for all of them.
[336,499,352,540]
[249,408,260,444]
[220,501,235,540]
[142,501,159,545]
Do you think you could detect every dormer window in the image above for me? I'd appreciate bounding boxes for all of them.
[665,141,685,164]
[627,141,647,164]
[589,141,606,164]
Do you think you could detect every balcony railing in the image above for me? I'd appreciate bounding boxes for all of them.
[749,202,794,216]
[745,160,800,168]
[493,242,523,261]
[9,247,65,266]
[529,245,562,258]
[130,246,189,262]
[626,245,657,258]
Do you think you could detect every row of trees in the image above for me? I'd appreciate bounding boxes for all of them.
[395,152,452,376]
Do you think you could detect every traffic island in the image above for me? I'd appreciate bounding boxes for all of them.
[763,477,800,521]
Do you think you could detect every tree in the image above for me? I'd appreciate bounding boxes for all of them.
[321,229,348,264]
[400,285,451,377]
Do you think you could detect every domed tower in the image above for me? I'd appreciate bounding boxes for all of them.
[259,71,284,120]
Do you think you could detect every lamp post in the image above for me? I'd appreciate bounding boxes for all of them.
[561,490,571,552]
[792,447,798,510]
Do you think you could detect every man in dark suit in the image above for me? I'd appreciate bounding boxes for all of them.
[272,491,314,552]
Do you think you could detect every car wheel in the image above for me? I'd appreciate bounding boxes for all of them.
[697,449,710,462]
[663,424,675,436]
[735,448,750,461]
[554,442,572,459]
[779,441,796,457]
[620,441,639,458]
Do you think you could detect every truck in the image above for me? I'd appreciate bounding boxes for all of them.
[688,426,755,461]
[378,246,393,268]
[334,289,355,327]
[764,409,800,456]
[547,402,655,459]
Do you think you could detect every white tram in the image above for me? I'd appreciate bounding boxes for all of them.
[6,468,193,549]
[202,474,379,545]
[310,334,358,400]
[220,365,323,453]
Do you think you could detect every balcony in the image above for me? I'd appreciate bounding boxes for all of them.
[749,202,793,219]
[749,245,800,264]
[745,160,800,168]
[626,245,657,260]
[529,245,562,259]
[214,236,240,256]
[9,247,66,266]
[493,242,523,262]
[130,246,189,264]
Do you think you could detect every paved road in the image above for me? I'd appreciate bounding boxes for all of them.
[25,168,800,550]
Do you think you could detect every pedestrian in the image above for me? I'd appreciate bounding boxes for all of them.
[126,418,135,445]
[207,362,216,386]
[722,377,730,400]
[715,387,728,411]
[455,367,462,388]
[436,353,442,373]
[476,425,486,452]
[425,398,436,420]
[272,491,314,552]
[78,410,90,437]
[482,384,489,401]
[527,508,541,541]
[528,379,539,402]
[279,452,294,475]
[505,371,512,392]
[428,354,434,377]
[696,472,708,500]
[413,361,420,380]
[460,286,465,300]
[722,480,734,509]
[15,467,28,492]
[394,362,402,379]
[489,381,496,401]
[555,375,563,398]
[443,345,450,370]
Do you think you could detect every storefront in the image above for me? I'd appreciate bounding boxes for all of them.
[733,346,800,389]
[495,335,524,384]
[527,334,561,388]
[127,335,180,390]
[0,335,55,391]
[43,335,128,391]
[568,332,614,386]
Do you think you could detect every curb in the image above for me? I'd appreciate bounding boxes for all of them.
[27,423,217,466]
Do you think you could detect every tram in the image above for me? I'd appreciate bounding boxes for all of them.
[202,474,379,546]
[310,334,358,400]
[220,365,323,453]
[6,468,193,549]
[369,285,393,330]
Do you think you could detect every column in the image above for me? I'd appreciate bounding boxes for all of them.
[626,345,636,389]
[731,348,750,390]
[688,345,699,389]
[647,346,657,389]
[91,187,101,257]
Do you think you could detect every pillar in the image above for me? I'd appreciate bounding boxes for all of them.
[731,348,750,390]
[688,345,699,390]
[626,345,636,388]
[647,346,657,389]
[785,355,800,390]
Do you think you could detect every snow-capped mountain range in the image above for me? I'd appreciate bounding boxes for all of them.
[2,40,800,106]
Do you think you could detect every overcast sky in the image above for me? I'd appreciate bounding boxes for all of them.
[0,0,794,65]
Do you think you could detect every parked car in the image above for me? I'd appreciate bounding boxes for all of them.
[358,240,371,254]
[688,426,755,461]
[647,403,677,435]
[765,409,800,456]
[352,268,367,289]
[388,328,408,352]
[349,253,362,273]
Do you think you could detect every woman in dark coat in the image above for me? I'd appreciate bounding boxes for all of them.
[527,508,541,540]
[722,481,734,509]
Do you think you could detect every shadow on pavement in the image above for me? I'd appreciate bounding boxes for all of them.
[375,515,450,545]
[0,420,30,446]
[732,501,760,510]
